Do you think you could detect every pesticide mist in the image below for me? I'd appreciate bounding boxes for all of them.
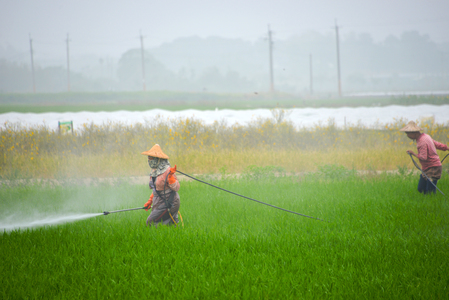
[0,183,141,234]
[0,213,104,232]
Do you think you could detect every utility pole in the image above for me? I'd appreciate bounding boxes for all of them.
[267,24,274,93]
[29,34,36,93]
[140,30,146,91]
[442,52,448,89]
[335,20,342,97]
[66,33,71,92]
[309,53,313,95]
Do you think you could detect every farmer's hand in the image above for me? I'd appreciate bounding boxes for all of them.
[168,165,177,184]
[144,194,154,211]
[169,165,177,175]
[406,150,416,156]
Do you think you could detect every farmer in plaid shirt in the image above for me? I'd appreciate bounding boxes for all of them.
[141,144,180,226]
[400,121,448,195]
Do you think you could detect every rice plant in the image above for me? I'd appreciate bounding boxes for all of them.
[1,172,448,299]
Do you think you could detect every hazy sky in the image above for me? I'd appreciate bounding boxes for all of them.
[1,0,448,59]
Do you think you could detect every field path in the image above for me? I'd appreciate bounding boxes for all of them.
[0,170,412,187]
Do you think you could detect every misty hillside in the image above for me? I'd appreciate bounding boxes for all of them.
[1,31,449,95]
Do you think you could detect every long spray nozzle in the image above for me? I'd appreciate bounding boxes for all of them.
[103,207,145,215]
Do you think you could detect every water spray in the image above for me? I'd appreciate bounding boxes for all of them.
[1,207,147,232]
[1,213,104,232]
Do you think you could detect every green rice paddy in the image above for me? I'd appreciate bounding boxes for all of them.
[1,169,448,299]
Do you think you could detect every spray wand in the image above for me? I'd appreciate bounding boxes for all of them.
[103,207,145,215]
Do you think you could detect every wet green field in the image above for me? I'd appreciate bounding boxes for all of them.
[1,171,448,299]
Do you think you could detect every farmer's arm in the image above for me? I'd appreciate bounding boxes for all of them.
[407,142,428,160]
[144,193,154,210]
[433,140,449,151]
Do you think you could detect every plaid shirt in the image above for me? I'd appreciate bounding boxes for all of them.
[416,133,448,171]
[150,168,180,209]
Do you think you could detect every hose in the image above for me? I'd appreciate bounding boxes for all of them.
[176,170,325,222]
[441,153,449,164]
[408,153,446,196]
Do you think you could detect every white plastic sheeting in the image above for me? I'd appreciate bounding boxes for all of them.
[1,104,448,131]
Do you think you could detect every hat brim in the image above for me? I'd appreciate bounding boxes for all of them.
[141,144,169,159]
[399,127,423,132]
[399,122,423,132]
[141,150,169,159]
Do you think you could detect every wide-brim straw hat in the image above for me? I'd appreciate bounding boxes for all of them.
[141,144,169,159]
[399,121,423,132]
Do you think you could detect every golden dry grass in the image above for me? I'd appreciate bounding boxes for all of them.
[1,113,448,179]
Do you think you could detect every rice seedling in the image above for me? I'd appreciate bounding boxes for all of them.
[1,171,448,299]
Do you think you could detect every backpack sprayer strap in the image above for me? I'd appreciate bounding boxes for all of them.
[152,174,177,225]
[152,175,175,209]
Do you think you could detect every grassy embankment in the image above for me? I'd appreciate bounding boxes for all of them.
[1,91,449,113]
[1,171,448,298]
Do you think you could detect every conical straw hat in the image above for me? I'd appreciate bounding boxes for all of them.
[399,121,423,132]
[141,144,169,159]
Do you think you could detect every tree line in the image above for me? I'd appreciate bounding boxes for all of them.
[1,30,448,94]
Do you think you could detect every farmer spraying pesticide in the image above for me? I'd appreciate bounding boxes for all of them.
[400,121,449,195]
[142,144,181,227]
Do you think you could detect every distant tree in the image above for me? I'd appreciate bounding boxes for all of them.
[0,59,32,92]
[0,58,115,93]
[223,70,255,92]
[196,67,256,93]
[197,67,223,92]
[342,32,377,73]
[117,49,176,91]
[381,31,439,73]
